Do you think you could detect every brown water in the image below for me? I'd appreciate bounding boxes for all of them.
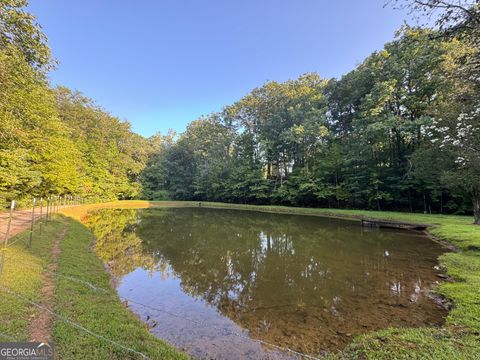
[87,207,449,359]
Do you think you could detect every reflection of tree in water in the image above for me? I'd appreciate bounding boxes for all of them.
[86,209,160,277]
[87,208,446,353]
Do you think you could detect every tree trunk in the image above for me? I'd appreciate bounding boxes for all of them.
[473,193,480,225]
[408,189,413,213]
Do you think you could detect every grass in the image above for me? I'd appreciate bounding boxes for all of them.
[2,200,479,359]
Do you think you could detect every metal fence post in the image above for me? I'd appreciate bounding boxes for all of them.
[3,200,15,246]
[0,200,15,282]
[39,197,44,235]
[28,198,36,248]
[46,197,50,221]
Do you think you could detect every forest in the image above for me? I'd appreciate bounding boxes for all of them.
[1,0,479,222]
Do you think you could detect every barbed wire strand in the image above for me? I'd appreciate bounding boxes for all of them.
[0,285,151,360]
[4,237,26,248]
[0,217,44,248]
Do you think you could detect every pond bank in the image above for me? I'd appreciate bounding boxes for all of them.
[1,201,478,359]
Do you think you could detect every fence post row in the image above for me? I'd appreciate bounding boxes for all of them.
[1,196,84,257]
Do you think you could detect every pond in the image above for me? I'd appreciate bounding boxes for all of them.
[87,207,449,359]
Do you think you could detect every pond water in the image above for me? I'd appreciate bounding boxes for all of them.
[87,207,449,359]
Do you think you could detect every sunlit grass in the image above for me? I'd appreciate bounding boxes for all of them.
[60,200,150,222]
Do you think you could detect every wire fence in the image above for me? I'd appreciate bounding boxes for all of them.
[1,254,318,359]
[0,198,320,360]
[0,196,84,281]
[0,196,84,245]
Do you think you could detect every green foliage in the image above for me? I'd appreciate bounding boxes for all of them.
[0,46,81,205]
[0,0,52,70]
[55,87,152,201]
[1,0,478,223]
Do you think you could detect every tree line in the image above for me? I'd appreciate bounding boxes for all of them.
[141,1,480,223]
[1,1,478,223]
[0,1,155,207]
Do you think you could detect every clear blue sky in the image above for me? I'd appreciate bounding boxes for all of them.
[28,0,415,137]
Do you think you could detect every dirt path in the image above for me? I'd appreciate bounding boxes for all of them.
[28,226,67,342]
[0,207,57,243]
